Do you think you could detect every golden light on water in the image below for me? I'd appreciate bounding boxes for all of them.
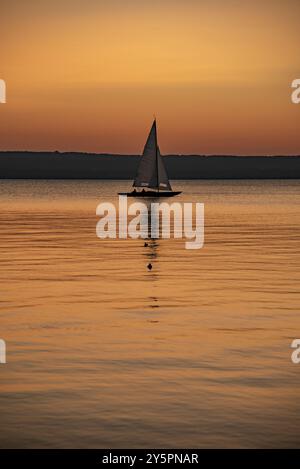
[1,180,300,447]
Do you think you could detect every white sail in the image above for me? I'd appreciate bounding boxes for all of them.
[133,120,172,191]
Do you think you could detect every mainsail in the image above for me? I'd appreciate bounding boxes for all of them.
[133,120,172,191]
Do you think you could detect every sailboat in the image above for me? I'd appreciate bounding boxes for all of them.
[119,120,181,197]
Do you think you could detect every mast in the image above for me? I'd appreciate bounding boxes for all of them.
[154,119,159,192]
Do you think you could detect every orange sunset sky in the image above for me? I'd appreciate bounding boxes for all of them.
[1,0,300,155]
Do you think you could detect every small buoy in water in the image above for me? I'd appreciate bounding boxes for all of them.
[144,242,148,247]
[147,263,152,270]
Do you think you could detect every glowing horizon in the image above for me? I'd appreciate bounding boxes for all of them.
[1,0,300,155]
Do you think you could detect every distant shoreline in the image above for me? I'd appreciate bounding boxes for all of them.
[1,152,300,179]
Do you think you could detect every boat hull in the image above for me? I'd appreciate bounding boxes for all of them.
[118,191,181,198]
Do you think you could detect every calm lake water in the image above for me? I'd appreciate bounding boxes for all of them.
[0,180,300,448]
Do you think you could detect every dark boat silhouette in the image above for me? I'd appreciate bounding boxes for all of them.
[119,119,181,198]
